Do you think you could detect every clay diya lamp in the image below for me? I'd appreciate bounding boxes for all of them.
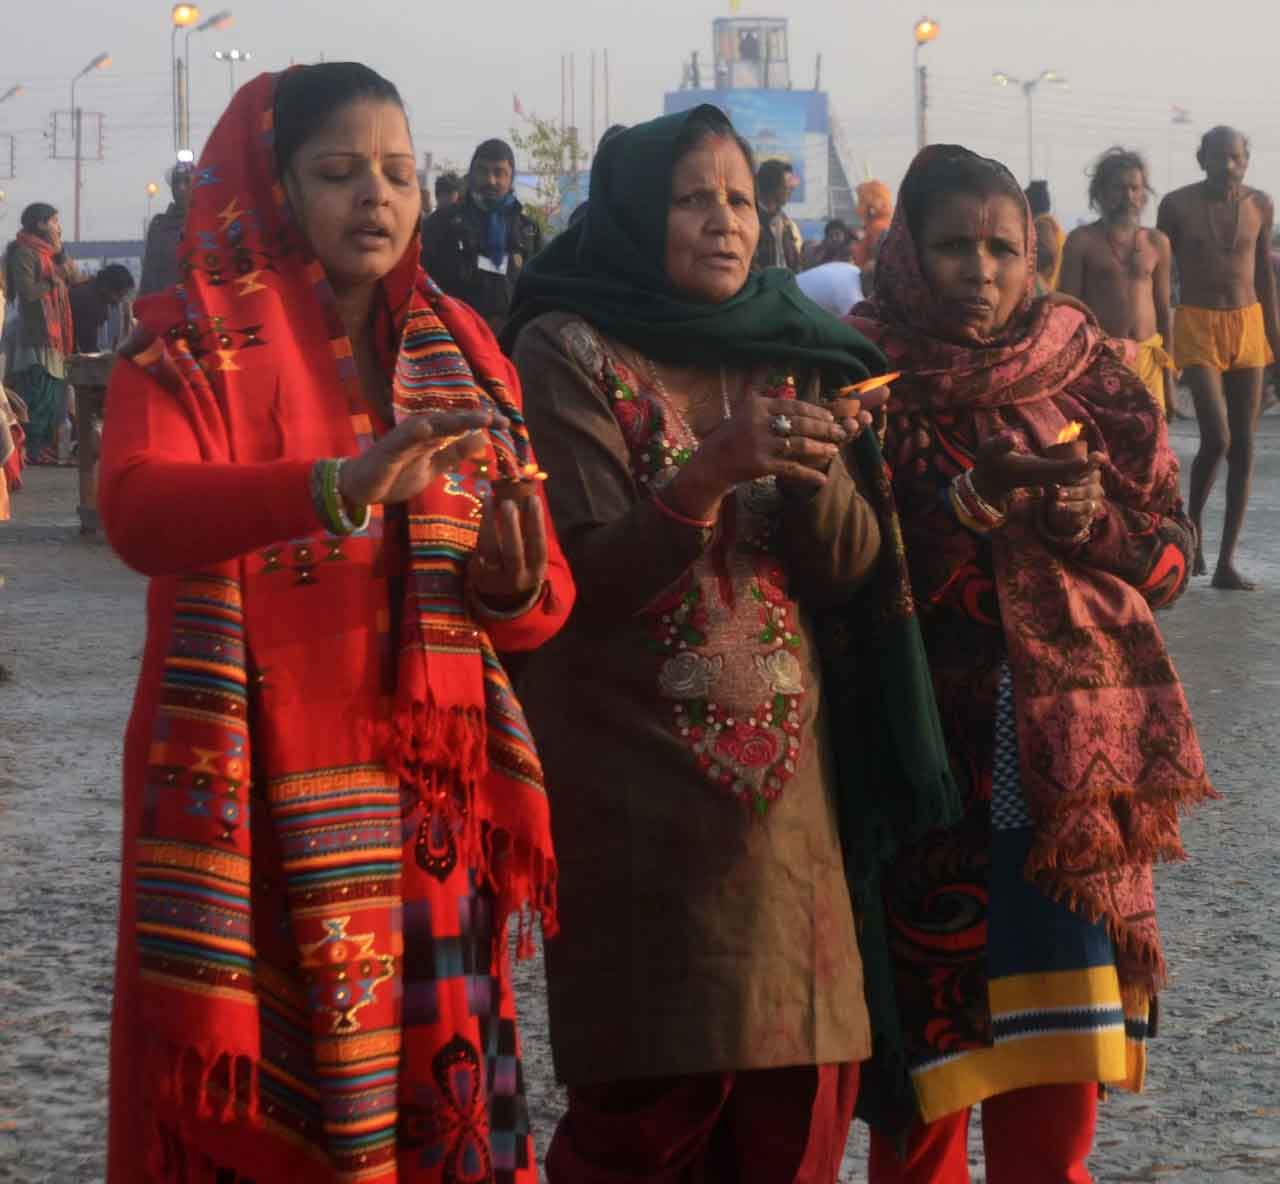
[1044,420,1088,462]
[492,461,548,505]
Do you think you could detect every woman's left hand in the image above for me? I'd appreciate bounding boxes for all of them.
[468,494,548,612]
[823,391,882,441]
[1041,454,1106,539]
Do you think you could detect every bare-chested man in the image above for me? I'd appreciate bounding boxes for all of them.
[1158,126,1280,589]
[1061,148,1175,419]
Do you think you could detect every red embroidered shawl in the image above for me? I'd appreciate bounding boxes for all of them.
[116,73,561,1182]
[850,146,1214,992]
[14,230,74,356]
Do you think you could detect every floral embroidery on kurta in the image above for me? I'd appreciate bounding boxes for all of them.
[600,353,807,814]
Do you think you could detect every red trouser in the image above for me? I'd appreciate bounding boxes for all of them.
[868,1083,1098,1184]
[546,1062,859,1184]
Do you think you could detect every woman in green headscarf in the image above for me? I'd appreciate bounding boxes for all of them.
[506,105,955,1182]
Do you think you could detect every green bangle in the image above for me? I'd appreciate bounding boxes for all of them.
[311,458,370,535]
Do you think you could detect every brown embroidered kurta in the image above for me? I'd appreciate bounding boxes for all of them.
[513,311,880,1086]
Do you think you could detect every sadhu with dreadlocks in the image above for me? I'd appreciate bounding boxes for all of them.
[1060,147,1177,420]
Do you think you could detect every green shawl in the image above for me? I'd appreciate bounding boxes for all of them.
[506,104,960,1132]
[503,104,881,379]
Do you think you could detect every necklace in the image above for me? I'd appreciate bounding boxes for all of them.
[1105,225,1143,277]
[1205,189,1244,254]
[645,358,732,435]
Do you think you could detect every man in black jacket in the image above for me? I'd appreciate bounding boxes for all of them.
[139,163,192,295]
[421,139,541,331]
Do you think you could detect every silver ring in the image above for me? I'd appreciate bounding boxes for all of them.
[769,413,793,437]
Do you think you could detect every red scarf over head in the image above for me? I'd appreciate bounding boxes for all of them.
[15,229,74,355]
[850,145,1213,993]
[120,72,564,1182]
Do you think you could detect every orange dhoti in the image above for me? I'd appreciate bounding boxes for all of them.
[1173,304,1274,373]
[1125,333,1176,413]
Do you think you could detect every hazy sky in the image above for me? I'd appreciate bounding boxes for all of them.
[2,0,1277,242]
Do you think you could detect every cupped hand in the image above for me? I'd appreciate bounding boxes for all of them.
[970,432,1097,506]
[693,395,850,493]
[1042,457,1106,539]
[824,389,884,441]
[338,410,499,509]
[468,493,548,610]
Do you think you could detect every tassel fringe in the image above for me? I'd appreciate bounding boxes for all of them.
[380,697,558,958]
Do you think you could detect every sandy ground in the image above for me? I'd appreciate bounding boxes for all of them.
[3,420,1279,1182]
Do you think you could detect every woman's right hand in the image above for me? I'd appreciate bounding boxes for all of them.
[689,395,849,495]
[970,432,1095,506]
[339,410,499,508]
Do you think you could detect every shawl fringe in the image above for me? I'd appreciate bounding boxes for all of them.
[1028,869,1167,994]
[1025,774,1218,992]
[143,1037,263,1184]
[381,697,558,958]
[144,1036,262,1126]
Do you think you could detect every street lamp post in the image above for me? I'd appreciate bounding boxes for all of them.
[1,89,22,195]
[993,69,1068,181]
[213,48,252,98]
[71,52,111,242]
[145,180,160,235]
[184,10,233,148]
[913,19,939,152]
[171,5,201,153]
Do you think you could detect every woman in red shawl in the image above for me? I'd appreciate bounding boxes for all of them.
[100,64,573,1183]
[848,146,1213,1182]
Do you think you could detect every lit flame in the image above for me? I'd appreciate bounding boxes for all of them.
[1055,422,1083,445]
[840,371,902,397]
[505,462,548,482]
[496,456,549,482]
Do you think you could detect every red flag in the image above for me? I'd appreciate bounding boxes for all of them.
[513,92,526,118]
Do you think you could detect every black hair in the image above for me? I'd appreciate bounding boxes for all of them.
[823,218,850,238]
[96,262,136,295]
[1197,124,1250,165]
[434,171,463,200]
[901,147,1026,243]
[470,138,515,171]
[6,204,59,296]
[1024,179,1051,217]
[756,158,794,199]
[20,202,58,233]
[671,107,756,178]
[273,62,406,174]
[1088,147,1154,212]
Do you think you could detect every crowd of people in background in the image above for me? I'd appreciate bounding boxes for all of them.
[1,57,1276,1183]
[421,138,542,331]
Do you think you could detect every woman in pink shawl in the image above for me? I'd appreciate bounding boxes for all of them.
[848,146,1213,1183]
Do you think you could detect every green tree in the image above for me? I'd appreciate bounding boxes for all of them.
[510,115,585,240]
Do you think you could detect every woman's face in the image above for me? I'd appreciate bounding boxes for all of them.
[664,135,760,304]
[283,98,420,292]
[917,192,1028,342]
